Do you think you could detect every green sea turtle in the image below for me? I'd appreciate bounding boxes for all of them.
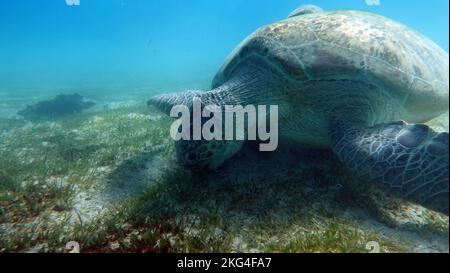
[149,6,449,215]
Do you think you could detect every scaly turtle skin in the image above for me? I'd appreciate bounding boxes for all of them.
[149,6,449,215]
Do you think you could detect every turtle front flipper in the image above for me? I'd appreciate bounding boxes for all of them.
[147,90,204,115]
[330,120,449,215]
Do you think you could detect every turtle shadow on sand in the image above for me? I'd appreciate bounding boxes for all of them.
[104,148,173,200]
[104,141,346,207]
[102,141,448,252]
[17,93,95,121]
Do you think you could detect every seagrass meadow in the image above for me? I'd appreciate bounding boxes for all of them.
[0,100,448,252]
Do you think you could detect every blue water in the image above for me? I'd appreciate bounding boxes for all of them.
[0,0,448,97]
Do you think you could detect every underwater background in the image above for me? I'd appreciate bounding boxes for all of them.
[0,0,449,253]
[0,0,449,115]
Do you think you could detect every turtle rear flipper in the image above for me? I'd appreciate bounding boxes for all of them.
[330,120,449,215]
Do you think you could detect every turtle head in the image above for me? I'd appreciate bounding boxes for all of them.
[148,90,244,171]
[288,5,323,18]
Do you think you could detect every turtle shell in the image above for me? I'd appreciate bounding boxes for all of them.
[212,10,449,116]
